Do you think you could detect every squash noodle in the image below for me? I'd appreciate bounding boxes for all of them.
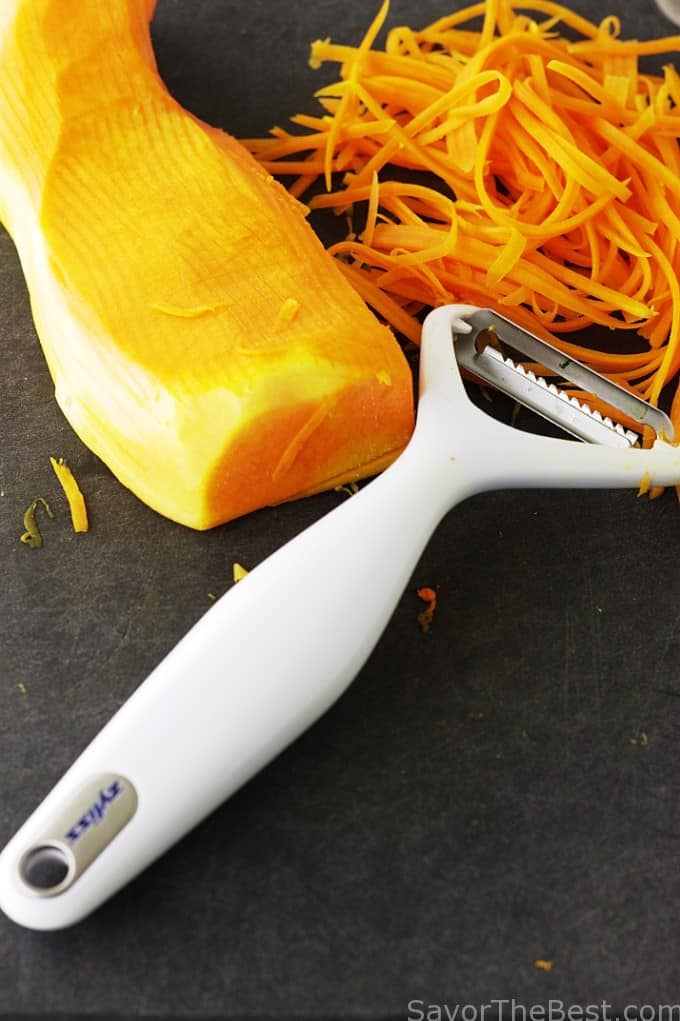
[243,0,680,447]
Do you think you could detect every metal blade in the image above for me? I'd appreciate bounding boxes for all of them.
[454,308,674,446]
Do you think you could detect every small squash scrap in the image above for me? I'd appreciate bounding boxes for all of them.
[0,0,414,529]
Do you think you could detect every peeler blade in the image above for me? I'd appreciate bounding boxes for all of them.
[454,308,674,446]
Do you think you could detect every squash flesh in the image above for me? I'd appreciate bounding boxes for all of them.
[0,0,414,528]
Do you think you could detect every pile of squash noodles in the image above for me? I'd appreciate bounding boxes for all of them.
[244,0,680,462]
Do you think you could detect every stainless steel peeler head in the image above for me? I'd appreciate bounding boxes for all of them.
[413,305,680,497]
[453,307,674,447]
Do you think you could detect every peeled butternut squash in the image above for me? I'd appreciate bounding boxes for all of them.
[0,0,414,529]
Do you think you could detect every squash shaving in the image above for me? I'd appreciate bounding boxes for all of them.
[50,457,89,534]
[417,585,438,633]
[149,301,233,319]
[274,298,301,332]
[244,1,680,444]
[20,497,54,549]
[535,959,554,972]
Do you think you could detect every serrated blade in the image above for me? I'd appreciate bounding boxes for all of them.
[454,309,674,447]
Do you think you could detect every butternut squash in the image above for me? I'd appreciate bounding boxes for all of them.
[0,0,414,529]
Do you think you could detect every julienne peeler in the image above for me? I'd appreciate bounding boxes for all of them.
[2,303,680,931]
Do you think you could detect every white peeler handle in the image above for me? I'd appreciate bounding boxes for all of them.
[0,410,458,930]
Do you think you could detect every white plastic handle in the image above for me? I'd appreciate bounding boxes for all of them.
[0,311,466,930]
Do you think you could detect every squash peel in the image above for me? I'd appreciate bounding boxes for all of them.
[0,0,414,529]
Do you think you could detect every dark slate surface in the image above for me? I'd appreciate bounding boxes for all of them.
[2,0,680,1017]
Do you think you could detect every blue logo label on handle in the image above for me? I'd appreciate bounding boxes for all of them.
[65,780,124,844]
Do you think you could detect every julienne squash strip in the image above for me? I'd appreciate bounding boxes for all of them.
[243,0,680,466]
[19,497,54,548]
[0,0,414,530]
[49,457,89,534]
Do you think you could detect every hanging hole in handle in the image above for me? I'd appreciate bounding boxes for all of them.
[20,843,75,895]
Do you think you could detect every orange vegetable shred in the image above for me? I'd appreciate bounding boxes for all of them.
[535,959,555,972]
[50,457,89,534]
[417,585,438,632]
[243,0,680,444]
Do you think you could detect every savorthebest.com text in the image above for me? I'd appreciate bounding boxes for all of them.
[407,1000,680,1021]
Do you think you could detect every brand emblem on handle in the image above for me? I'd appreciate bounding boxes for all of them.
[65,779,125,843]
